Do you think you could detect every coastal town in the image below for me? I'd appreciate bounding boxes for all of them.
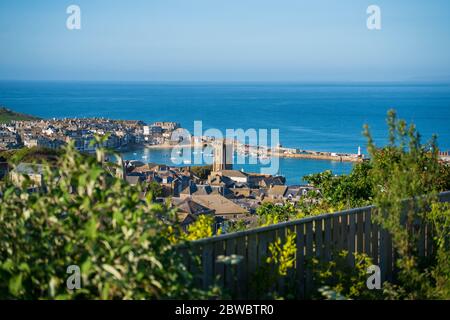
[1,110,449,232]
[0,111,320,230]
[0,107,364,160]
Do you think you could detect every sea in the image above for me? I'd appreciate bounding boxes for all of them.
[1,81,449,185]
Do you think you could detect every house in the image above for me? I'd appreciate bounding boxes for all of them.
[125,174,145,186]
[191,194,247,220]
[267,185,288,200]
[247,174,286,188]
[172,197,214,216]
[179,183,234,199]
[219,170,248,184]
[284,186,319,201]
[170,197,215,231]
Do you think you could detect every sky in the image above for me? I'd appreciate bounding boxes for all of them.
[0,0,449,81]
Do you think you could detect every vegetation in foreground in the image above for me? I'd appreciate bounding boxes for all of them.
[0,137,219,299]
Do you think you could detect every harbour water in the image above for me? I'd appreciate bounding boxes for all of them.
[1,81,449,184]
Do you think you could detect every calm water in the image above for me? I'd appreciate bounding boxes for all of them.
[1,81,449,184]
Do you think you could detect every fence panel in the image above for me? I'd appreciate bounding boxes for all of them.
[182,191,450,298]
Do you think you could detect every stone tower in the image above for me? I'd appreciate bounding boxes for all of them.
[212,139,233,172]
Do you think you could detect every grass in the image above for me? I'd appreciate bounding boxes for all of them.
[0,107,41,123]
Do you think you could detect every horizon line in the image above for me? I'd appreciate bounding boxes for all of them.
[1,79,450,85]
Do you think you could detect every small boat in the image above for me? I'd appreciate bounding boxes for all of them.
[133,152,137,156]
[170,157,177,161]
[183,160,192,164]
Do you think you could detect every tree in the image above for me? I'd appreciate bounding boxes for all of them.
[303,161,373,209]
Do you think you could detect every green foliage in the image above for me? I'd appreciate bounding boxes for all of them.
[267,230,296,276]
[225,220,247,233]
[364,109,450,299]
[146,181,163,198]
[184,215,217,241]
[0,139,212,299]
[256,202,297,226]
[1,147,63,165]
[312,251,381,300]
[303,161,373,209]
[250,231,297,299]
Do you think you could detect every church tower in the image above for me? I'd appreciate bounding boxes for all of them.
[212,139,233,172]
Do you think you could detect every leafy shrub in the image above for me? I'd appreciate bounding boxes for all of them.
[250,231,297,299]
[311,251,382,300]
[256,202,297,226]
[0,140,212,299]
[364,109,450,299]
[267,230,296,276]
[184,215,217,241]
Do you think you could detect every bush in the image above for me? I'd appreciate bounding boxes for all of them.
[0,140,212,299]
[364,109,450,299]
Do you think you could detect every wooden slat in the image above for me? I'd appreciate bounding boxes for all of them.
[315,218,323,261]
[348,214,356,267]
[276,227,287,295]
[225,238,237,295]
[386,230,393,282]
[371,220,379,265]
[191,244,203,288]
[357,211,364,254]
[364,210,372,256]
[258,232,269,267]
[179,245,190,272]
[305,222,313,297]
[285,225,296,296]
[214,240,226,288]
[236,235,247,299]
[295,223,305,298]
[247,233,257,299]
[324,217,332,261]
[379,228,388,282]
[341,215,348,253]
[332,214,340,254]
[202,242,214,290]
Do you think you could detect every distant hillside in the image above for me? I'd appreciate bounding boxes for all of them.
[0,107,41,123]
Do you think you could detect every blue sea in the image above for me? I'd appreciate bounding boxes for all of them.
[1,81,449,185]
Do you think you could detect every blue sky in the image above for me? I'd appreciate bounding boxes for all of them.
[0,0,449,81]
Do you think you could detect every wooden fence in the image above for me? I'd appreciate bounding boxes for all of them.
[180,191,450,299]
